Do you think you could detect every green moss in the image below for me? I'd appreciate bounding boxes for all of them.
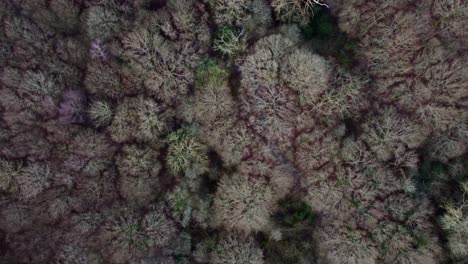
[195,58,229,89]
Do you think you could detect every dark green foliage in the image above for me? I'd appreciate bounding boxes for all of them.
[258,234,318,264]
[301,7,333,37]
[174,191,190,213]
[300,7,356,68]
[414,150,450,196]
[176,257,190,264]
[275,199,315,227]
[259,199,319,264]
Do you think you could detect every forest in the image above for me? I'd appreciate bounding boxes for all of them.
[0,0,466,263]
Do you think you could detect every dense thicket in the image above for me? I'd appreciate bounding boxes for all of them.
[0,0,466,263]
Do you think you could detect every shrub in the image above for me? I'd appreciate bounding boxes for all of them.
[192,196,211,228]
[195,58,229,89]
[166,128,209,178]
[174,231,192,256]
[192,59,241,163]
[167,186,192,227]
[260,199,317,264]
[212,174,274,234]
[88,100,113,127]
[274,199,315,227]
[213,25,245,58]
[176,257,190,264]
[300,7,334,38]
[210,233,264,264]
